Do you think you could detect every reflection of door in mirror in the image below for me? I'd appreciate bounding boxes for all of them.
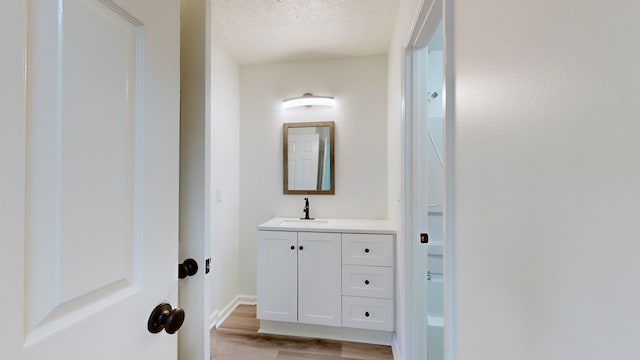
[283,121,335,195]
[288,133,320,190]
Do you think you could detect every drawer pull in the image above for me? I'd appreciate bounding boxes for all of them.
[290,245,295,250]
[364,280,370,285]
[365,311,370,318]
[364,248,370,253]
[299,245,304,250]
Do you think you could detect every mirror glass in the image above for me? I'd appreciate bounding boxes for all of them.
[283,121,335,195]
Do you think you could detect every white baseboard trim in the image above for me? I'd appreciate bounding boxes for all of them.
[391,332,401,360]
[236,294,257,305]
[209,294,257,330]
[209,310,219,330]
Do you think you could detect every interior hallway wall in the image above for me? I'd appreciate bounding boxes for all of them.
[452,1,640,359]
[239,56,388,296]
[209,39,241,326]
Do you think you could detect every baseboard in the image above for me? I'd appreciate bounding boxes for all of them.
[209,294,257,330]
[236,294,257,305]
[391,332,401,360]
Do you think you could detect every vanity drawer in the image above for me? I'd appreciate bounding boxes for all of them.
[342,265,393,299]
[342,234,393,266]
[342,296,394,331]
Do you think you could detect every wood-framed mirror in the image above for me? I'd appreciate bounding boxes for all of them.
[283,121,335,195]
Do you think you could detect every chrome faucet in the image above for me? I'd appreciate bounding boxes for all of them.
[301,197,313,220]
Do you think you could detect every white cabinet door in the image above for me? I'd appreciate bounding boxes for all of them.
[1,0,180,359]
[298,232,342,327]
[257,231,298,322]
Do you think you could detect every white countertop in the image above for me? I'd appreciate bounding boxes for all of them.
[257,217,396,234]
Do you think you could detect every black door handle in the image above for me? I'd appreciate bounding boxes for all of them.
[178,258,198,279]
[148,303,185,334]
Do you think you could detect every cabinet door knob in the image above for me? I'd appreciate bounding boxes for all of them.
[364,248,370,253]
[290,245,295,250]
[299,245,304,250]
[364,280,370,285]
[365,311,370,318]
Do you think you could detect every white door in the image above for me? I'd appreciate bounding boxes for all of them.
[288,133,321,190]
[405,0,449,359]
[1,0,181,359]
[298,232,342,327]
[423,21,445,360]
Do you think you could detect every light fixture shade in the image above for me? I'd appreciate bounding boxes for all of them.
[282,92,336,110]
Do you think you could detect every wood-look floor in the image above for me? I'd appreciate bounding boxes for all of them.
[210,305,393,360]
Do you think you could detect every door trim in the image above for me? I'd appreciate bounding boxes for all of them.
[179,0,211,359]
[402,0,455,359]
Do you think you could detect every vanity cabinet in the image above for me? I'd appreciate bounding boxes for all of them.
[257,231,342,327]
[257,218,396,341]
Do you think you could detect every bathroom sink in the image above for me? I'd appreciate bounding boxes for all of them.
[257,217,396,234]
[278,219,329,226]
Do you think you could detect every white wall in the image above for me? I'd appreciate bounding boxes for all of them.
[239,56,388,295]
[451,1,640,359]
[209,40,241,325]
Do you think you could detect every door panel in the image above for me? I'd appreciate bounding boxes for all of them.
[3,0,181,358]
[27,0,141,336]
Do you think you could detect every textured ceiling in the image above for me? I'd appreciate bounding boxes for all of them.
[212,0,401,65]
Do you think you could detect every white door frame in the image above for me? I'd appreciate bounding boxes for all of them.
[179,0,211,359]
[403,0,455,358]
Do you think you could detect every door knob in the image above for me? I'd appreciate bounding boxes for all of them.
[178,258,198,279]
[148,303,185,334]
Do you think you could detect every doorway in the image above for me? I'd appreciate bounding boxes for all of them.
[404,0,453,359]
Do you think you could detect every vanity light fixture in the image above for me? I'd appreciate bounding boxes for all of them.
[282,92,336,110]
